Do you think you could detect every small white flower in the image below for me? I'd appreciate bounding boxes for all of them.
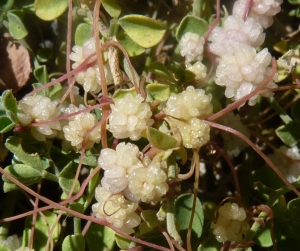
[179,32,205,63]
[214,44,277,105]
[211,203,249,242]
[17,95,61,141]
[63,109,101,150]
[186,61,207,79]
[98,143,145,194]
[209,15,265,56]
[70,38,114,93]
[92,186,141,234]
[108,94,153,141]
[164,86,213,121]
[268,146,300,183]
[168,117,210,149]
[233,0,283,28]
[128,161,168,204]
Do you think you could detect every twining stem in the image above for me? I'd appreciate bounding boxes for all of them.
[0,167,172,251]
[205,121,300,197]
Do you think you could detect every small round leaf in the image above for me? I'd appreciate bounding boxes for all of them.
[7,11,28,39]
[118,15,166,48]
[34,0,68,21]
[176,15,208,41]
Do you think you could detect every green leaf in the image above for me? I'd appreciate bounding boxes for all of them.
[59,172,80,195]
[34,0,68,21]
[0,116,15,133]
[2,90,17,113]
[0,244,11,251]
[175,193,204,250]
[148,62,176,83]
[112,87,136,101]
[256,224,272,247]
[3,164,42,192]
[37,48,53,63]
[276,121,300,147]
[23,211,60,251]
[141,210,162,229]
[102,0,121,18]
[34,65,49,85]
[147,127,178,150]
[283,198,300,241]
[146,83,170,101]
[0,0,14,12]
[288,0,300,5]
[118,15,166,48]
[115,234,131,250]
[176,15,208,41]
[85,224,115,251]
[7,11,28,39]
[5,136,44,171]
[116,29,145,57]
[75,23,92,46]
[291,99,300,123]
[62,234,85,251]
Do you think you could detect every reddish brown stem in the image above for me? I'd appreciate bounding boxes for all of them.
[205,120,300,197]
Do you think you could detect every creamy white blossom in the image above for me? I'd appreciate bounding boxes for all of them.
[179,32,205,63]
[186,61,207,79]
[209,15,265,56]
[92,186,141,234]
[98,142,169,203]
[211,202,249,242]
[70,38,113,93]
[215,44,277,105]
[127,161,168,204]
[167,117,210,149]
[108,93,153,141]
[233,0,283,28]
[63,108,101,150]
[164,86,213,121]
[17,95,61,141]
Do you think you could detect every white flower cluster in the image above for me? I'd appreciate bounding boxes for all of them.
[186,61,207,80]
[108,93,153,141]
[211,202,249,242]
[164,86,213,148]
[179,32,205,63]
[62,104,101,150]
[17,95,61,141]
[0,235,21,251]
[98,142,168,204]
[70,38,114,93]
[209,0,281,105]
[179,32,207,79]
[92,186,141,234]
[93,142,169,233]
[233,0,283,29]
[268,146,300,183]
[218,112,250,157]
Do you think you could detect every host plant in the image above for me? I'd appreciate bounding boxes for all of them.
[1,0,300,251]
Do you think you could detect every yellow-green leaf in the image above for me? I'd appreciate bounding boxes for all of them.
[34,0,68,21]
[118,15,166,48]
